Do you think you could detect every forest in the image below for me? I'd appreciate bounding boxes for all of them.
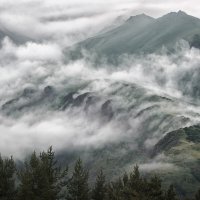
[0,147,199,200]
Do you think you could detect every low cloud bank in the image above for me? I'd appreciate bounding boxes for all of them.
[0,37,200,159]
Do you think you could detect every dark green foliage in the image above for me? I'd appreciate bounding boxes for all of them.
[0,148,200,200]
[17,147,68,200]
[39,147,68,199]
[106,166,164,200]
[165,185,178,200]
[0,155,16,200]
[92,169,106,200]
[122,172,129,186]
[129,165,140,188]
[67,158,90,200]
[147,175,164,200]
[106,178,124,200]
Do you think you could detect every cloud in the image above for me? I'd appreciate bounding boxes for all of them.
[0,0,136,46]
[0,111,126,158]
[1,0,200,47]
[0,35,200,160]
[16,42,62,61]
[0,1,200,168]
[140,162,177,172]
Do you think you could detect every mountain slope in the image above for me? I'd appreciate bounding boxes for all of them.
[150,125,200,197]
[69,11,200,61]
[81,14,155,54]
[0,26,33,44]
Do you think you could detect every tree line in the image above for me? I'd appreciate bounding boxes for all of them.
[0,147,199,200]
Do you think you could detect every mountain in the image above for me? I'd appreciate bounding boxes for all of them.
[0,26,33,44]
[2,80,200,196]
[98,15,129,34]
[1,79,199,197]
[151,125,200,197]
[68,11,200,62]
[1,10,200,197]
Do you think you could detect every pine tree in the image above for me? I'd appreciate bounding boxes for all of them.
[17,147,68,200]
[129,165,141,190]
[122,172,129,187]
[0,155,16,200]
[126,165,142,198]
[147,175,164,200]
[17,151,41,200]
[68,158,89,200]
[106,179,124,200]
[165,185,177,200]
[39,146,68,200]
[92,169,106,200]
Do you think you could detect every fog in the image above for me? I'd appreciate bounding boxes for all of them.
[1,0,200,47]
[0,1,200,175]
[0,36,200,161]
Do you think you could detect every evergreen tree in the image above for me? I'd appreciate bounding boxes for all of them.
[147,175,164,200]
[106,179,124,200]
[17,147,68,200]
[164,185,177,200]
[122,172,129,187]
[39,147,68,200]
[17,151,41,200]
[92,169,106,200]
[125,165,142,199]
[68,158,89,200]
[3,147,200,200]
[129,165,141,191]
[0,155,16,200]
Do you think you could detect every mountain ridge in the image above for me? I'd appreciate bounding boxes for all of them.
[67,11,200,62]
[0,25,34,45]
[126,13,155,22]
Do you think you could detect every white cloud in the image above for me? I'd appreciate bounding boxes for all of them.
[16,42,62,61]
[140,162,177,172]
[0,38,200,159]
[0,0,200,166]
[1,0,200,47]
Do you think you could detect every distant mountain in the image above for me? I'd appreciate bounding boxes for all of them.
[68,11,200,61]
[98,15,128,34]
[0,26,33,44]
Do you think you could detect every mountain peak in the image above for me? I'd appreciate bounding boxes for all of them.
[127,13,154,22]
[177,10,187,15]
[163,10,188,18]
[74,10,200,60]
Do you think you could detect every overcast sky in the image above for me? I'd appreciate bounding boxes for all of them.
[0,0,200,46]
[0,0,200,19]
